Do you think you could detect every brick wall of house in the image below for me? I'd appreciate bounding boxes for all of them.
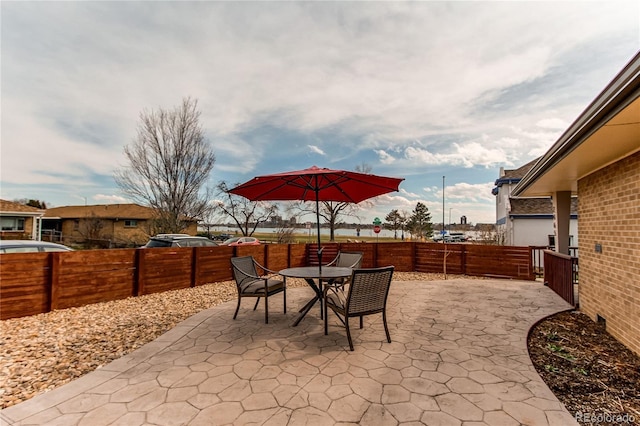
[0,216,36,240]
[578,150,640,356]
[59,218,198,246]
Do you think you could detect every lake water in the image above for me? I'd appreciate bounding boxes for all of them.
[203,226,480,240]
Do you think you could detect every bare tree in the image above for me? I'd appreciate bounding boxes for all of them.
[114,97,215,234]
[355,162,372,174]
[293,162,374,241]
[214,181,277,236]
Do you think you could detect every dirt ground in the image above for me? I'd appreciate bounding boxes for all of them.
[528,310,640,425]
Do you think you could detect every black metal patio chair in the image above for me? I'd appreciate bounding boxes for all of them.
[323,266,394,350]
[321,251,364,288]
[230,256,286,324]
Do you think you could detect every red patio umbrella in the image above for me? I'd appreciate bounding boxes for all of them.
[228,166,404,267]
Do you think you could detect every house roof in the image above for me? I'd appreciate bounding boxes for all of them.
[0,199,44,216]
[502,158,540,180]
[509,197,578,215]
[493,157,540,189]
[514,51,640,197]
[44,204,158,219]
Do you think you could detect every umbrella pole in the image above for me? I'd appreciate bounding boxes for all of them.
[315,181,322,272]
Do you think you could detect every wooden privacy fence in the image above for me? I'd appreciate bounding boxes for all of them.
[0,242,534,320]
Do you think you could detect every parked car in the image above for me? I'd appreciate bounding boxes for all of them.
[142,235,219,248]
[433,232,467,243]
[0,240,73,253]
[220,236,261,246]
[212,233,233,241]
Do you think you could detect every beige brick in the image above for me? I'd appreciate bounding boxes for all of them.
[577,151,640,356]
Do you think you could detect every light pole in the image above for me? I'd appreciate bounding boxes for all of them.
[442,176,445,237]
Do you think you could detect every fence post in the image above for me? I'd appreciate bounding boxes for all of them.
[136,248,146,296]
[132,249,140,296]
[263,244,269,269]
[461,245,467,275]
[411,242,416,272]
[191,247,197,288]
[373,242,379,267]
[49,252,61,311]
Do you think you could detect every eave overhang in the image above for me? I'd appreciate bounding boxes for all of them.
[513,51,640,197]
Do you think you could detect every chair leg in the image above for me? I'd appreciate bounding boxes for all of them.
[324,301,329,335]
[264,295,269,324]
[253,298,260,311]
[345,317,354,351]
[233,296,241,320]
[383,311,391,343]
[359,315,363,329]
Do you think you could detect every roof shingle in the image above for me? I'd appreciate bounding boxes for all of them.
[44,204,157,219]
[0,199,44,214]
[510,197,578,215]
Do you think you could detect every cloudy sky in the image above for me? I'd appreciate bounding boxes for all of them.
[1,1,638,226]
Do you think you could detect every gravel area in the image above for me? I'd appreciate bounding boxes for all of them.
[0,272,467,409]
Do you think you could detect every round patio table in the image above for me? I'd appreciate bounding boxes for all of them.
[279,266,353,326]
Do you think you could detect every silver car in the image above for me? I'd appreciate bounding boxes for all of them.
[142,235,219,248]
[0,240,73,253]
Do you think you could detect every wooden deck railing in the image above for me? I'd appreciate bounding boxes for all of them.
[0,242,534,320]
[531,245,579,278]
[543,250,579,307]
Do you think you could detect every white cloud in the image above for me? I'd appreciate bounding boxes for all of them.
[376,150,395,164]
[1,1,637,213]
[404,143,509,169]
[536,118,568,130]
[308,145,326,156]
[94,194,129,204]
[446,182,495,203]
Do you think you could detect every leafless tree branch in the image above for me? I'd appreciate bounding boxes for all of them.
[114,97,215,234]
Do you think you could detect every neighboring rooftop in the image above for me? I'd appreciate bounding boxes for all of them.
[0,199,44,214]
[493,158,541,195]
[44,204,156,219]
[509,197,578,216]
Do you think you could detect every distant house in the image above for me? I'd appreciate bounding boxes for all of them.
[0,199,44,240]
[513,52,640,355]
[493,159,578,247]
[42,204,198,247]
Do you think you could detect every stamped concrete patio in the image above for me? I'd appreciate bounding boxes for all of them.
[1,279,578,426]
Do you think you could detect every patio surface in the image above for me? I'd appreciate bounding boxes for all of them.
[1,279,578,426]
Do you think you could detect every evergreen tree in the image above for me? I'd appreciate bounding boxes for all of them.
[406,202,433,240]
[384,209,405,239]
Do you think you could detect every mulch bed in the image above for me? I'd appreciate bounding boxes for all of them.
[528,310,640,425]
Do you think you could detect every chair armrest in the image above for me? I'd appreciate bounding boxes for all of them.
[324,253,340,267]
[252,260,280,276]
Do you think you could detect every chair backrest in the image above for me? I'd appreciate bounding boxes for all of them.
[230,256,258,289]
[346,266,394,316]
[336,251,363,269]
